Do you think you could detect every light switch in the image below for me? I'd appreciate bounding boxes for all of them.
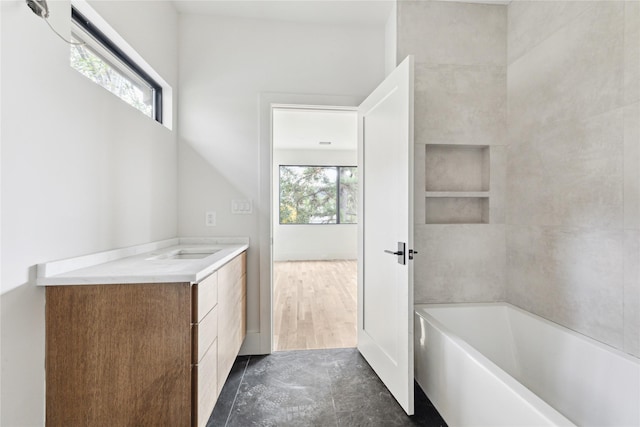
[231,199,253,214]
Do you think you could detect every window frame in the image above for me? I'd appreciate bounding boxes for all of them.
[71,7,163,123]
[278,164,358,225]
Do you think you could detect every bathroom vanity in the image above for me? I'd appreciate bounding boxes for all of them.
[37,238,248,427]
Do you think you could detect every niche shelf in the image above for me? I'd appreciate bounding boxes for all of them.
[425,191,489,198]
[424,144,490,224]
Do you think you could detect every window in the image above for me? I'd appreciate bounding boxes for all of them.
[279,166,358,224]
[70,7,162,122]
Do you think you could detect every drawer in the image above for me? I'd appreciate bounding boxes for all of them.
[218,252,246,289]
[194,339,217,427]
[194,272,218,322]
[195,305,218,363]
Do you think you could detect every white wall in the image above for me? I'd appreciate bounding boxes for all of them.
[0,3,3,421]
[384,1,397,76]
[0,1,179,424]
[273,149,358,261]
[178,13,385,353]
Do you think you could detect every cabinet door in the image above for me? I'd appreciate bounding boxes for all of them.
[192,274,220,426]
[239,272,247,348]
[194,339,218,427]
[46,283,192,427]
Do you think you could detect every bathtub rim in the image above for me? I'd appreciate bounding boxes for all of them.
[415,302,640,365]
[414,302,577,426]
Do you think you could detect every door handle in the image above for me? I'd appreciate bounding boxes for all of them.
[384,249,403,256]
[384,242,406,265]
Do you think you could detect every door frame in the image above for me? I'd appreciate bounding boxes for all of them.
[255,93,362,355]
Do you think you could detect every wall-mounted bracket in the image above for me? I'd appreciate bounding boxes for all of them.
[27,0,49,19]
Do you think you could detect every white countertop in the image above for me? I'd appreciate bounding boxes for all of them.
[36,237,249,286]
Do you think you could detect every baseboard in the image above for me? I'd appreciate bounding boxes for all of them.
[239,331,269,355]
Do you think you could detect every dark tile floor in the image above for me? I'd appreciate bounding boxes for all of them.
[207,348,447,427]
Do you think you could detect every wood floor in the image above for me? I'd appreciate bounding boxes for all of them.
[273,260,357,351]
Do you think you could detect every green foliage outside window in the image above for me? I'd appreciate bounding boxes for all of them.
[70,37,153,118]
[339,167,358,224]
[279,166,358,225]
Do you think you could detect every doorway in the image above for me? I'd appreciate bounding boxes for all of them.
[259,57,414,414]
[271,107,359,351]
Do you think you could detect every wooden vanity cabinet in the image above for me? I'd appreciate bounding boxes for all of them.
[45,251,247,427]
[216,251,247,395]
[192,251,246,426]
[192,271,219,427]
[45,282,193,427]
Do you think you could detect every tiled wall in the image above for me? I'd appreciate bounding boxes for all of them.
[400,0,639,357]
[506,1,639,357]
[397,1,508,303]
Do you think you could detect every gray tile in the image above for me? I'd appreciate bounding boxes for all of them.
[506,108,624,229]
[212,349,447,427]
[414,143,426,225]
[240,352,333,389]
[425,197,488,225]
[414,224,506,303]
[335,383,446,427]
[425,145,489,192]
[506,226,625,349]
[398,0,506,67]
[224,351,336,426]
[328,364,393,414]
[336,410,412,427]
[227,383,337,427]
[208,356,250,427]
[414,64,507,146]
[507,1,595,65]
[489,145,506,224]
[624,230,640,357]
[625,0,640,105]
[508,2,625,134]
[624,103,640,230]
[412,384,447,427]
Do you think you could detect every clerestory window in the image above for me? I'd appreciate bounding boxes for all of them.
[70,7,162,123]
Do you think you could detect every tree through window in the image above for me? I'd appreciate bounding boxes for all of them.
[70,7,162,122]
[279,166,358,224]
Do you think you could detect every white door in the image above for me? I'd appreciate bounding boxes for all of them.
[357,55,415,415]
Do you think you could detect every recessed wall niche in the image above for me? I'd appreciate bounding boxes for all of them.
[424,145,490,224]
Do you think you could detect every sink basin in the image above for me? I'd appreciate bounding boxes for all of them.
[165,251,216,260]
[146,248,221,261]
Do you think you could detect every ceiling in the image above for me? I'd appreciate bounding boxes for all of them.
[272,108,357,151]
[173,0,511,26]
[173,1,511,27]
[173,1,394,27]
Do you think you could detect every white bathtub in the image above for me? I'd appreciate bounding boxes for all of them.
[414,303,640,427]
